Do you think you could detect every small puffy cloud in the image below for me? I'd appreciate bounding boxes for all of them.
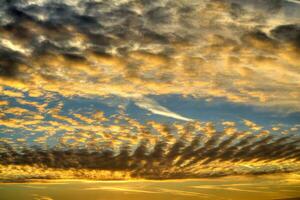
[0,99,299,180]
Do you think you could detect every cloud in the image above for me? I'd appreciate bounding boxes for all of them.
[0,111,299,181]
[84,186,159,194]
[0,0,299,112]
[271,24,300,48]
[157,188,209,197]
[285,0,300,5]
[134,97,193,121]
[33,195,54,200]
[191,185,273,194]
[0,0,299,182]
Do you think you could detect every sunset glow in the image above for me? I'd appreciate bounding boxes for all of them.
[0,0,300,199]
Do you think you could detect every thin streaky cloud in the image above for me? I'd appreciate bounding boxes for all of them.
[84,186,160,194]
[134,97,194,121]
[285,0,300,4]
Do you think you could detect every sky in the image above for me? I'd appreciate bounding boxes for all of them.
[1,174,300,200]
[0,0,300,186]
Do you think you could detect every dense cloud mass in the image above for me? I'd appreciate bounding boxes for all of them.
[0,0,299,109]
[0,0,300,181]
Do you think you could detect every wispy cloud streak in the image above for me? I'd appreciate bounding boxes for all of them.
[134,97,193,121]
